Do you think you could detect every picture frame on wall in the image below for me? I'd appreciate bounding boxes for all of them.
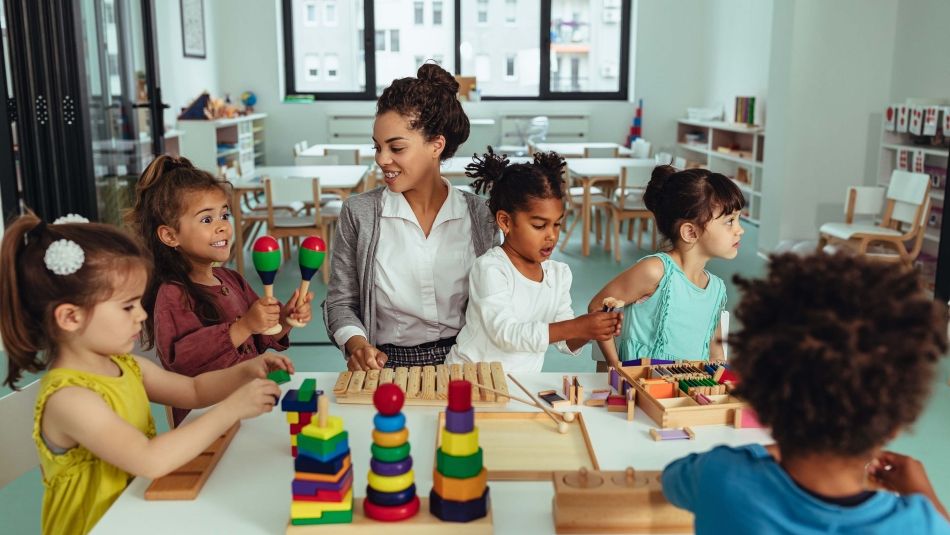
[180,0,206,59]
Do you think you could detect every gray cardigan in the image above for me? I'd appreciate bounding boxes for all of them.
[322,186,499,353]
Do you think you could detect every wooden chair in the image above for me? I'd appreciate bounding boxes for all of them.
[817,169,931,267]
[583,146,619,158]
[611,163,656,261]
[325,148,360,165]
[560,165,613,253]
[264,177,341,284]
[0,380,40,487]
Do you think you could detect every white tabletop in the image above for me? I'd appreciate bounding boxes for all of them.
[92,372,770,535]
[233,165,369,190]
[300,144,376,159]
[534,142,633,158]
[567,158,655,178]
[440,156,534,178]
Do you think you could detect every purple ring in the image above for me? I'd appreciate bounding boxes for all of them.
[370,456,413,476]
[445,407,474,434]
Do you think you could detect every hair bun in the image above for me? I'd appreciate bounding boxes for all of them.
[417,63,459,93]
[642,165,676,213]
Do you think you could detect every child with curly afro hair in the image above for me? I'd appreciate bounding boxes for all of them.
[662,252,950,534]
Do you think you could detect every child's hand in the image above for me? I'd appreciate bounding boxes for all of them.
[246,352,295,379]
[242,297,281,334]
[281,289,314,327]
[348,344,389,371]
[223,378,281,420]
[868,451,939,498]
[575,311,623,341]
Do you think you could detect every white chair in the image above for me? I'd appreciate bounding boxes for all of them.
[325,148,360,165]
[817,169,931,267]
[611,163,656,261]
[294,154,339,166]
[521,116,549,152]
[292,141,309,158]
[673,156,687,169]
[583,146,620,158]
[264,177,342,284]
[0,380,40,487]
[630,138,652,159]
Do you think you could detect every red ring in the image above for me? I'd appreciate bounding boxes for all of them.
[363,494,420,521]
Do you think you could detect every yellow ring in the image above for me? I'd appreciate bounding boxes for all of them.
[372,428,409,448]
[367,469,415,493]
[440,428,479,457]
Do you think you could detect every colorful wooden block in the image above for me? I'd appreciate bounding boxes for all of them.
[448,380,472,411]
[290,489,353,518]
[293,468,353,493]
[367,469,415,493]
[286,411,314,425]
[282,389,318,413]
[436,447,483,479]
[289,509,354,526]
[649,427,695,441]
[372,428,409,448]
[293,474,353,502]
[538,390,570,409]
[432,468,488,502]
[366,483,417,507]
[371,442,411,463]
[295,459,352,482]
[268,369,292,384]
[300,416,344,440]
[363,494,420,522]
[295,449,349,474]
[429,488,489,523]
[373,412,406,433]
[291,434,297,446]
[370,456,413,477]
[440,428,479,457]
[298,378,317,402]
[733,407,764,429]
[298,433,349,463]
[444,407,475,434]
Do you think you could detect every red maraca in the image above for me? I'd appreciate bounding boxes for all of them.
[286,236,326,328]
[252,235,283,335]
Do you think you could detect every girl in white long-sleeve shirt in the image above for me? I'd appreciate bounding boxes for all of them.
[445,149,622,373]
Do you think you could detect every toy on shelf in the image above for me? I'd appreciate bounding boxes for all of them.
[430,380,490,522]
[552,467,693,534]
[289,395,354,526]
[364,383,420,521]
[286,236,325,328]
[252,235,283,335]
[144,423,240,500]
[281,378,323,457]
[609,359,746,428]
[333,362,509,408]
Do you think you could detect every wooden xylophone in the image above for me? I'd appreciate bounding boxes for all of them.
[333,362,510,407]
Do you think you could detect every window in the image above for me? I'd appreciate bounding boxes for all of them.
[304,54,320,81]
[505,0,516,24]
[414,1,424,24]
[283,0,629,100]
[390,29,400,52]
[325,54,339,80]
[304,1,317,25]
[324,1,337,26]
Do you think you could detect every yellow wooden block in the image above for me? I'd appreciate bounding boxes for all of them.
[440,428,479,457]
[367,469,415,493]
[300,416,343,440]
[286,412,299,424]
[291,434,297,446]
[290,489,353,518]
[432,468,487,502]
[371,428,409,448]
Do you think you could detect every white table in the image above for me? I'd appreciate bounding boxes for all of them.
[534,142,633,158]
[566,158,655,256]
[92,372,770,535]
[300,144,376,164]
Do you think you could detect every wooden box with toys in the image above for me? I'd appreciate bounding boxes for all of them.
[333,362,510,408]
[610,358,747,428]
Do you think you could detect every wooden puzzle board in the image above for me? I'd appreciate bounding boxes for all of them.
[286,498,493,534]
[334,362,509,408]
[436,412,599,481]
[145,422,240,500]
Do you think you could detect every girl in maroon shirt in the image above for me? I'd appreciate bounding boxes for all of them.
[127,155,312,425]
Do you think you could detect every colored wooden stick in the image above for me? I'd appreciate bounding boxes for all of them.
[251,235,282,335]
[287,235,326,328]
[506,374,576,432]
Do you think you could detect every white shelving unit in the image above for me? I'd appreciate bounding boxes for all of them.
[178,113,267,175]
[675,119,765,225]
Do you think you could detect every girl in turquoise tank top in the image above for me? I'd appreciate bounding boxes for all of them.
[590,165,746,367]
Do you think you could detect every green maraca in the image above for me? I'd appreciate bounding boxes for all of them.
[286,236,326,328]
[252,235,283,335]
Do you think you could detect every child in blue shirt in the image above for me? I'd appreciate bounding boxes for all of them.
[662,253,950,534]
[589,165,745,367]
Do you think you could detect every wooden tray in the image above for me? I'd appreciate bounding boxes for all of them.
[286,497,493,534]
[144,422,239,500]
[334,362,509,408]
[436,412,598,481]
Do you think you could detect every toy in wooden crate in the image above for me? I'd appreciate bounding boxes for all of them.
[608,359,746,428]
[333,362,509,408]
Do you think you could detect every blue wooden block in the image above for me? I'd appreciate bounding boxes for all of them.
[294,449,348,474]
[366,483,417,507]
[281,388,321,412]
[298,436,350,463]
[429,487,489,522]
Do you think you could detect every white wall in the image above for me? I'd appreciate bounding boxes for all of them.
[890,0,950,102]
[155,0,221,127]
[759,0,899,251]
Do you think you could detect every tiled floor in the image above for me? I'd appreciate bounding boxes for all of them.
[2,221,948,534]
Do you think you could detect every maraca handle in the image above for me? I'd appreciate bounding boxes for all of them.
[262,284,282,334]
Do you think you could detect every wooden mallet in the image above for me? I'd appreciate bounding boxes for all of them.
[251,235,283,335]
[473,381,568,434]
[286,235,325,328]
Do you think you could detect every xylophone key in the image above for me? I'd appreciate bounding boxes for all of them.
[395,367,409,392]
[490,362,509,402]
[422,366,436,400]
[462,364,478,400]
[364,369,380,393]
[477,362,494,402]
[334,372,352,395]
[379,368,395,385]
[348,371,366,393]
[436,364,449,399]
[407,366,422,398]
[450,364,463,382]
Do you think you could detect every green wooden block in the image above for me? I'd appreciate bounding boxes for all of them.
[298,378,317,402]
[371,442,411,463]
[436,447,483,479]
[267,369,292,385]
[290,509,353,525]
[298,431,348,457]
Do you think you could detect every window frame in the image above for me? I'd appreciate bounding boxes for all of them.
[282,0,630,101]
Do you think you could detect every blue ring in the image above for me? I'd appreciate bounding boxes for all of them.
[366,483,417,506]
[373,412,406,433]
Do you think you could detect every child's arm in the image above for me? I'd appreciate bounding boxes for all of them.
[869,451,950,522]
[659,452,703,512]
[41,378,280,480]
[230,275,290,352]
[550,264,622,352]
[136,353,293,410]
[707,320,725,363]
[587,257,665,366]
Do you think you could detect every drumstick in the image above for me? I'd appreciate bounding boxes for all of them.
[472,381,568,434]
[506,374,578,431]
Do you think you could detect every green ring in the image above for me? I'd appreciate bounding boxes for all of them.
[371,442,411,463]
[436,447,483,479]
